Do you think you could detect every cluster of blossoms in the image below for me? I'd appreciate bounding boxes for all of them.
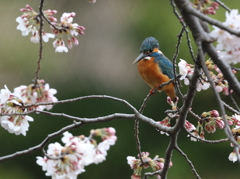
[37,127,117,179]
[188,110,225,141]
[127,152,172,179]
[16,5,56,43]
[16,5,85,53]
[178,59,235,95]
[210,9,240,64]
[158,116,196,136]
[178,59,210,92]
[228,115,240,163]
[183,110,240,163]
[0,85,33,136]
[13,79,57,111]
[52,12,85,53]
[0,80,57,136]
[188,110,240,141]
[157,97,196,136]
[192,0,219,15]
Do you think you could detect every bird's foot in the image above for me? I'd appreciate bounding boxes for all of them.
[157,86,162,90]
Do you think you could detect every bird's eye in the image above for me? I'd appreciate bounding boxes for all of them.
[144,49,153,54]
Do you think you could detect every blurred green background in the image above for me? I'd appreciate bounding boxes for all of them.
[0,0,240,178]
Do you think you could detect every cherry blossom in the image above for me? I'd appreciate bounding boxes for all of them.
[178,59,233,95]
[185,120,196,132]
[13,80,58,111]
[0,85,33,136]
[16,5,55,43]
[127,152,172,179]
[228,151,238,163]
[16,5,85,52]
[52,12,85,52]
[210,9,240,64]
[52,38,68,53]
[36,142,85,179]
[37,128,117,178]
[193,0,219,15]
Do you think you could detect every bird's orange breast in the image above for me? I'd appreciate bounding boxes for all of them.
[138,57,171,90]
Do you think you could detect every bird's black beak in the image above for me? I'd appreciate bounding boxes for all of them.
[132,53,148,64]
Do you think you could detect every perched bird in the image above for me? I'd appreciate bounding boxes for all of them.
[132,37,176,102]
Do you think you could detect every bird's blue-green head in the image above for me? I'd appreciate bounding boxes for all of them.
[133,37,160,64]
[140,37,159,54]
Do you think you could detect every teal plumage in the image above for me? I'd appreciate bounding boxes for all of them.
[150,52,174,79]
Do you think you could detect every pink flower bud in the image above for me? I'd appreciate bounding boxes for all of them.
[20,8,28,12]
[216,118,224,129]
[72,37,79,45]
[25,4,32,10]
[210,110,219,117]
[67,39,73,49]
[88,0,97,3]
[52,10,58,14]
[228,120,233,125]
[185,120,196,132]
[70,12,76,17]
[211,2,219,9]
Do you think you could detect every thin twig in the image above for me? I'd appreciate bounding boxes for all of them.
[34,0,45,87]
[214,0,231,12]
[175,145,201,179]
[22,95,139,113]
[0,110,171,161]
[186,130,229,143]
[170,0,196,63]
[134,93,153,164]
[229,93,240,112]
[222,100,240,115]
[188,110,201,120]
[0,121,83,161]
[38,110,136,123]
[144,170,161,179]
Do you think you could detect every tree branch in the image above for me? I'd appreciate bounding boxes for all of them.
[0,121,83,161]
[175,145,200,179]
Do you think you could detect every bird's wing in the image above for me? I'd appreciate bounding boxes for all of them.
[152,52,174,79]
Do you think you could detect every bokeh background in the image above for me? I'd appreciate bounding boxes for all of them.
[0,0,240,178]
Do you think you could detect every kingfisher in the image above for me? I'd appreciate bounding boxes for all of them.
[132,37,176,102]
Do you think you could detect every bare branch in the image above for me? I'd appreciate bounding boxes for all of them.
[23,95,139,113]
[222,100,240,115]
[178,0,240,37]
[0,121,83,162]
[229,94,240,112]
[34,0,45,86]
[0,110,172,162]
[174,145,201,179]
[144,170,161,179]
[38,110,136,123]
[170,0,196,63]
[214,0,231,12]
[186,130,229,143]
